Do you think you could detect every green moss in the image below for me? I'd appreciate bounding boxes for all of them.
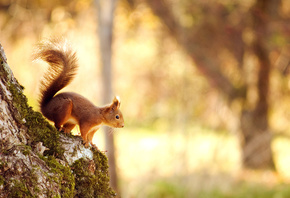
[20,145,32,156]
[7,81,64,157]
[72,148,116,198]
[0,175,5,186]
[9,178,34,198]
[40,155,75,197]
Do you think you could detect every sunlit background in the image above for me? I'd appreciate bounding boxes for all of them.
[1,0,290,197]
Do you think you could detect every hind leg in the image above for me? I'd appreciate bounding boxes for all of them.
[52,99,73,130]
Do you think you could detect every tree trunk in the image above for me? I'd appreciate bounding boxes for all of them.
[0,43,116,197]
[240,110,274,169]
[95,0,119,193]
[240,0,275,169]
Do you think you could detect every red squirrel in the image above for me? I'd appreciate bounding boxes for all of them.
[34,38,124,147]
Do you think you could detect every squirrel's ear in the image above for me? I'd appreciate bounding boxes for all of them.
[111,96,121,110]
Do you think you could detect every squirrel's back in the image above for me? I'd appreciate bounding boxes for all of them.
[33,38,78,112]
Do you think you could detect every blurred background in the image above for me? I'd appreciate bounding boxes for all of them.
[1,0,290,197]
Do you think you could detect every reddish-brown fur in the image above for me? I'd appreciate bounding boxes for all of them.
[34,38,124,146]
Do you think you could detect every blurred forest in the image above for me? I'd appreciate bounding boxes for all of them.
[1,0,290,197]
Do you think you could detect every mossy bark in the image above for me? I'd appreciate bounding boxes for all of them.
[0,43,116,197]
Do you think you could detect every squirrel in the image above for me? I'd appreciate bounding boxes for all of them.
[33,38,124,147]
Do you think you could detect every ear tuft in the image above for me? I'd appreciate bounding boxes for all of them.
[114,96,120,103]
[112,96,121,110]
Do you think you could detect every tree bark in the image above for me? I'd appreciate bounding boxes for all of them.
[95,0,119,193]
[0,43,116,197]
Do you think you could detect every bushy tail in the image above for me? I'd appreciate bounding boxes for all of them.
[33,38,78,109]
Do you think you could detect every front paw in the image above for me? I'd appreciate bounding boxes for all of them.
[91,144,99,151]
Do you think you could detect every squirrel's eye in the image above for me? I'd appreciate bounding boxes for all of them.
[116,115,120,119]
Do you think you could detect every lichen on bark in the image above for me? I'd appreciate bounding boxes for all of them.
[0,43,116,197]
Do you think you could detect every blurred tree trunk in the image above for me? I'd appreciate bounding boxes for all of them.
[144,0,278,169]
[95,0,119,193]
[240,0,275,169]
